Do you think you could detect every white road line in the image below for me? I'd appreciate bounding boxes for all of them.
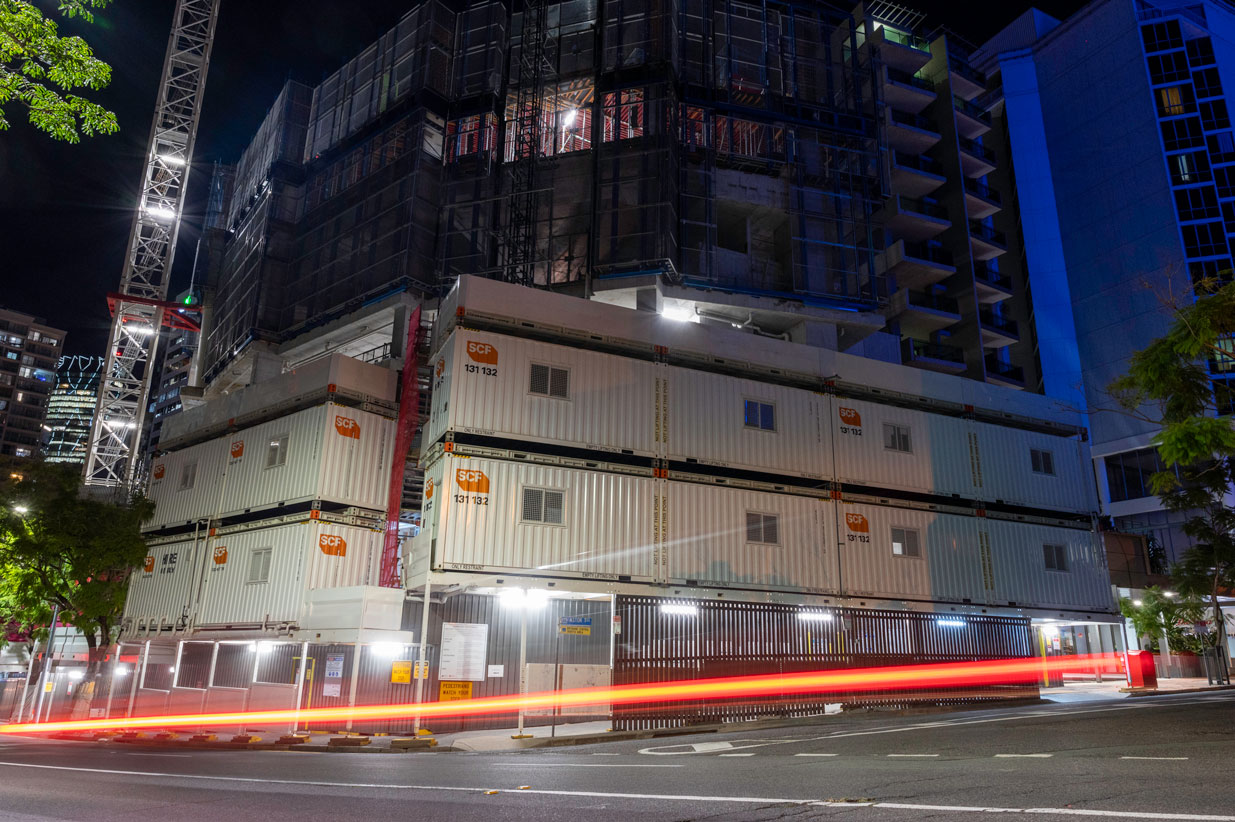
[995,753,1053,758]
[590,753,622,756]
[2,762,1233,820]
[495,763,682,768]
[1121,756,1189,761]
[718,753,755,757]
[887,754,939,758]
[794,753,839,757]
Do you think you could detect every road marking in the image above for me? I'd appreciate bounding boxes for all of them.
[995,754,1052,758]
[495,763,683,768]
[590,753,621,756]
[794,753,839,757]
[1121,756,1189,761]
[887,754,939,758]
[2,762,1234,820]
[718,753,755,757]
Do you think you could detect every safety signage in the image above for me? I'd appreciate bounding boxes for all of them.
[325,653,345,679]
[559,616,592,636]
[439,681,473,701]
[391,660,413,684]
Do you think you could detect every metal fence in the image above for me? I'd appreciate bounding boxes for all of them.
[612,595,1036,729]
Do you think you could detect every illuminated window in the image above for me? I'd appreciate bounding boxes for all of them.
[265,434,289,469]
[892,527,921,557]
[1158,86,1190,116]
[247,548,272,584]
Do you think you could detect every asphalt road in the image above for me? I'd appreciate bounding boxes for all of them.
[1,691,1233,822]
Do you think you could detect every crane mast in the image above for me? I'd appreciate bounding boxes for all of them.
[84,0,222,490]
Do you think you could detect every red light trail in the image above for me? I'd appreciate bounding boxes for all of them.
[1,654,1118,735]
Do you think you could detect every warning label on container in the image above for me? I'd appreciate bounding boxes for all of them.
[439,681,473,701]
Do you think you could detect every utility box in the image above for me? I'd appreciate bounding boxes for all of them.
[1125,650,1157,689]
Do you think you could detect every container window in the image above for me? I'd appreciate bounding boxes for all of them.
[745,511,780,544]
[265,434,289,469]
[883,422,912,453]
[178,462,197,491]
[529,363,570,398]
[522,487,565,524]
[1030,448,1055,475]
[247,548,272,584]
[891,527,921,557]
[1043,543,1068,571]
[743,399,775,431]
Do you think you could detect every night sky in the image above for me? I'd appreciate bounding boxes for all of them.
[0,0,1086,356]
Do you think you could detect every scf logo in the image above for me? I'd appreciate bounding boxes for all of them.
[212,546,229,565]
[319,534,348,557]
[466,341,498,365]
[838,407,862,426]
[230,440,245,459]
[425,478,434,500]
[142,556,155,573]
[455,468,490,494]
[845,512,869,533]
[334,415,360,439]
[152,464,165,480]
[435,359,445,378]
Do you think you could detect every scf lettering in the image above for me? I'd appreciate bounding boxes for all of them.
[319,534,348,556]
[334,416,360,439]
[466,341,498,365]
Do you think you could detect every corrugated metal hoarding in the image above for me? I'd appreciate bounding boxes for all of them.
[125,521,383,629]
[147,403,394,530]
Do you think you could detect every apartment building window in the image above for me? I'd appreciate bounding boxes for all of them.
[1175,186,1219,221]
[1208,131,1235,163]
[247,548,272,584]
[1030,448,1055,476]
[1189,259,1231,288]
[178,462,197,491]
[522,487,565,525]
[1214,377,1235,416]
[529,363,569,399]
[1161,117,1203,151]
[1201,100,1231,131]
[1105,447,1167,502]
[743,399,775,431]
[1215,166,1235,198]
[1185,35,1215,64]
[1141,20,1183,53]
[1043,543,1068,572]
[745,512,780,545]
[1182,221,1228,257]
[265,434,289,469]
[1194,68,1223,98]
[891,527,921,557]
[3,352,14,361]
[1157,85,1194,117]
[1147,51,1191,85]
[883,422,912,453]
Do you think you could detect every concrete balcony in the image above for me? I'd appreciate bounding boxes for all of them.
[890,289,962,338]
[887,109,941,153]
[985,353,1025,388]
[901,337,967,374]
[969,221,1007,260]
[973,262,1013,303]
[948,54,987,101]
[953,94,992,139]
[963,178,1001,219]
[880,239,956,291]
[870,25,932,73]
[883,67,936,113]
[882,195,950,242]
[958,137,997,178]
[979,307,1019,347]
[891,151,946,197]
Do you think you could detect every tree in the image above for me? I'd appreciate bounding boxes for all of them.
[1110,278,1235,661]
[0,0,118,142]
[1119,587,1210,654]
[0,460,152,674]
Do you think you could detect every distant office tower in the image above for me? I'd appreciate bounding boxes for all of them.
[976,0,1235,563]
[197,0,1035,395]
[144,289,203,455]
[44,355,105,466]
[0,308,65,460]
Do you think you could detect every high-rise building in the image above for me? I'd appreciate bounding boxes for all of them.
[975,0,1235,566]
[0,308,65,460]
[197,1,1033,396]
[144,290,203,455]
[43,355,105,466]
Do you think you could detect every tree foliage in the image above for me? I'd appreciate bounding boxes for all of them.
[1110,279,1235,655]
[0,460,152,666]
[0,0,117,142]
[1119,587,1212,654]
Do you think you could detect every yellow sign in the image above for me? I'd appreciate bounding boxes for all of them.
[44,681,54,692]
[414,661,429,680]
[559,625,591,636]
[439,681,473,702]
[391,660,413,684]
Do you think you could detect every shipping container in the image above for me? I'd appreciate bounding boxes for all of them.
[146,403,395,531]
[985,518,1112,612]
[124,520,384,630]
[969,420,1096,514]
[427,329,658,457]
[412,455,658,583]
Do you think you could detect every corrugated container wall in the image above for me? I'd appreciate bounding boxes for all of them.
[147,403,394,531]
[125,521,383,629]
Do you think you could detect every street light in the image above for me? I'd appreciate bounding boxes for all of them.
[13,505,28,515]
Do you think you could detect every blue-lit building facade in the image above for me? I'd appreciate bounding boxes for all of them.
[976,0,1235,570]
[43,355,105,466]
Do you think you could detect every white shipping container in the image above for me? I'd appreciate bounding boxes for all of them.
[414,455,658,582]
[125,521,383,628]
[985,519,1113,612]
[427,330,658,457]
[667,367,827,479]
[970,422,1097,514]
[666,482,835,593]
[146,403,395,530]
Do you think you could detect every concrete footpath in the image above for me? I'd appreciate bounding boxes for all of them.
[1042,677,1234,703]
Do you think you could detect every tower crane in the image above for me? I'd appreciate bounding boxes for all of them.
[83,0,222,491]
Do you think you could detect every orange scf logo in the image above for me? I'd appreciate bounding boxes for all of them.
[142,556,155,573]
[455,468,490,494]
[334,415,360,439]
[425,478,434,500]
[845,512,869,533]
[319,534,348,557]
[838,407,862,427]
[435,359,445,378]
[466,341,498,365]
[230,440,244,459]
[212,546,228,565]
[152,464,165,480]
